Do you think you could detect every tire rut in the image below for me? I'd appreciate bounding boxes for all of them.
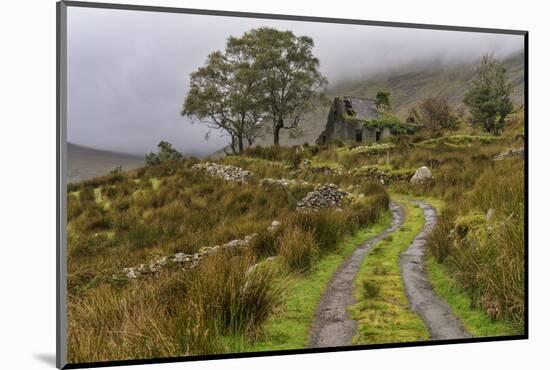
[308,202,405,348]
[400,201,471,340]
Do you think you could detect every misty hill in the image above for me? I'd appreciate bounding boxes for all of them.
[68,143,144,183]
[264,52,524,147]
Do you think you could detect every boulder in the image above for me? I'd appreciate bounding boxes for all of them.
[410,166,433,184]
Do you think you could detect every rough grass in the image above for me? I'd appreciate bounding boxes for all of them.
[278,227,318,273]
[424,158,525,325]
[351,200,430,344]
[426,256,522,337]
[248,212,392,351]
[67,250,286,362]
[67,149,390,361]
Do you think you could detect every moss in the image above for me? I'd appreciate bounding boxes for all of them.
[418,135,501,148]
[351,200,430,344]
[454,212,486,238]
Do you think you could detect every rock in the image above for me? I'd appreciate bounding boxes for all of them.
[296,184,348,211]
[267,220,281,233]
[117,221,280,280]
[123,267,138,279]
[410,166,434,184]
[494,147,524,161]
[302,159,311,169]
[260,178,310,187]
[192,162,253,183]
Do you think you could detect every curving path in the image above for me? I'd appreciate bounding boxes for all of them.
[400,201,471,340]
[308,202,405,348]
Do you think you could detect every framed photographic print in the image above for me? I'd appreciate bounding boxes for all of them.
[57,1,527,368]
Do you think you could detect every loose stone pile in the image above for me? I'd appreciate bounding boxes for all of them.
[260,178,310,187]
[192,162,253,183]
[296,183,348,211]
[494,147,524,161]
[117,220,281,280]
[310,166,344,176]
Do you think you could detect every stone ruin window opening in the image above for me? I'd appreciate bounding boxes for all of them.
[376,130,382,142]
[355,129,363,143]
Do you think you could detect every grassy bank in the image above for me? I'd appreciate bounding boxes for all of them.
[248,211,392,352]
[350,200,429,344]
[410,196,523,337]
[426,256,522,337]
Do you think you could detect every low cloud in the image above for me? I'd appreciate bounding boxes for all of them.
[67,7,523,155]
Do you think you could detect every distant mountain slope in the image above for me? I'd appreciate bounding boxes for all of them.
[331,52,524,118]
[68,143,144,183]
[263,52,524,147]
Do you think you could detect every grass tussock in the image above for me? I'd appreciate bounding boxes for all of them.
[426,159,524,325]
[68,250,285,362]
[278,227,318,273]
[67,147,390,361]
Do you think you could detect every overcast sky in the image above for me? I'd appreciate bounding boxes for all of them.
[67,7,524,156]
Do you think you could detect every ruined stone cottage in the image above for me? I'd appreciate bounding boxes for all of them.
[317,96,417,145]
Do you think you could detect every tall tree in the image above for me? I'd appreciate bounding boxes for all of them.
[463,55,513,135]
[231,28,328,146]
[182,50,264,154]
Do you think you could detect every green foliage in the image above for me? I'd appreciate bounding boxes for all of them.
[145,141,183,166]
[226,27,328,145]
[344,113,422,135]
[375,91,391,113]
[464,55,514,135]
[182,47,264,154]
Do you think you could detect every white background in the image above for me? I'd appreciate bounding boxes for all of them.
[0,0,546,369]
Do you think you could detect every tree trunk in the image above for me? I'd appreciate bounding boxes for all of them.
[238,134,244,153]
[273,118,283,146]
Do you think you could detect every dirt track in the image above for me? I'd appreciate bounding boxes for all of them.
[308,202,405,348]
[400,201,471,340]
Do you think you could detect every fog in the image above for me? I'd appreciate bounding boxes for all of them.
[67,7,523,156]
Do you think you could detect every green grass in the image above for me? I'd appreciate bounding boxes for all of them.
[93,187,110,209]
[394,194,522,337]
[247,211,393,352]
[350,200,430,344]
[426,256,522,337]
[149,177,160,190]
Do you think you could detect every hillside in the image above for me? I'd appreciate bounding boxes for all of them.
[263,52,524,147]
[67,126,524,361]
[67,143,144,183]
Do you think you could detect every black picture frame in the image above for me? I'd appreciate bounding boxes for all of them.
[56,1,528,368]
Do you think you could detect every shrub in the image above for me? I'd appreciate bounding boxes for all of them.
[145,141,183,166]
